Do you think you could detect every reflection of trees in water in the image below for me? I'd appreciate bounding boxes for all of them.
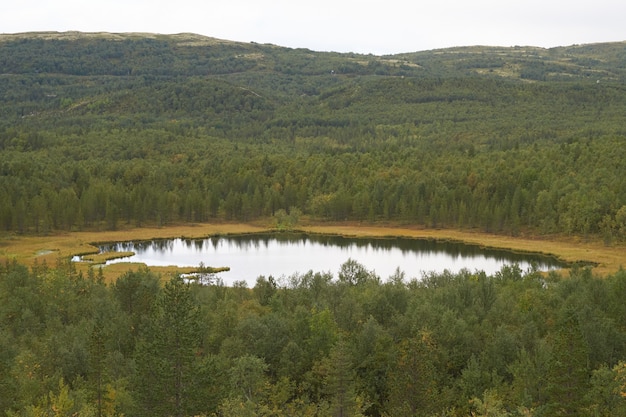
[182,238,205,250]
[99,233,567,270]
[224,233,565,269]
[100,239,174,253]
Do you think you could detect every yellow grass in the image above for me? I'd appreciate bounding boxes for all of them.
[81,251,135,263]
[1,222,624,283]
[0,223,266,282]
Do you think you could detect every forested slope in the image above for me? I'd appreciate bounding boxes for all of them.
[1,33,626,239]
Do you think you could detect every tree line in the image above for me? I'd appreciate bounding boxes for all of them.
[2,119,626,239]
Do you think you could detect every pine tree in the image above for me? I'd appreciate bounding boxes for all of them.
[134,276,202,417]
[88,321,107,417]
[544,311,590,416]
[324,341,363,417]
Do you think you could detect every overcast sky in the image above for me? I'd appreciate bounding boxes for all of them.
[2,0,625,55]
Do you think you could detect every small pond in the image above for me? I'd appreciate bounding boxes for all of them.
[91,233,566,286]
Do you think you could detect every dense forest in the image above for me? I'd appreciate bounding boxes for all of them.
[3,33,626,416]
[1,33,626,239]
[2,260,626,416]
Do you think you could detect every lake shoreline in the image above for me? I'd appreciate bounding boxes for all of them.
[1,221,624,281]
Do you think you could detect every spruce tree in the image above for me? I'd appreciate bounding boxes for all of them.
[134,276,202,417]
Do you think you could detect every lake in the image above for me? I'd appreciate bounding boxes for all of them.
[96,232,565,286]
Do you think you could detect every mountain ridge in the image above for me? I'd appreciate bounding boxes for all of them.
[2,30,625,54]
[1,31,625,81]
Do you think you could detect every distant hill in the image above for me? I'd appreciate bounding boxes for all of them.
[2,32,625,81]
[1,32,626,238]
[396,42,626,81]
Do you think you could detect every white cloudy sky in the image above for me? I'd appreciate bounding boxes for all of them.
[2,0,625,55]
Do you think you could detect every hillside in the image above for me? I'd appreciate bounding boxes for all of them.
[1,32,626,239]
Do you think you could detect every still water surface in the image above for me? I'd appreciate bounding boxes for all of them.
[98,233,564,286]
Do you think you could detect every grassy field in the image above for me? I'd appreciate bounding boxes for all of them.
[1,222,624,283]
